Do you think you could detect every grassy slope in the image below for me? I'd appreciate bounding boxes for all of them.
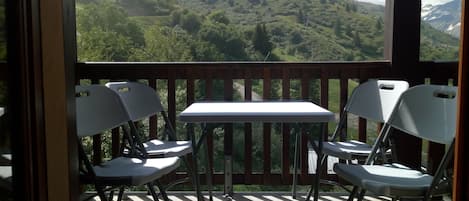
[124,0,458,61]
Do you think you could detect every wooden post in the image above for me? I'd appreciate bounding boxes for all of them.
[453,0,469,200]
[389,0,423,169]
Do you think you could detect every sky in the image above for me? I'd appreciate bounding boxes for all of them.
[356,0,453,6]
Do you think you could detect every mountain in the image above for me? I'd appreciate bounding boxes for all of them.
[76,0,459,62]
[422,0,460,38]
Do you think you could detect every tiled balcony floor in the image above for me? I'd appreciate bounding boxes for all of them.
[84,191,394,201]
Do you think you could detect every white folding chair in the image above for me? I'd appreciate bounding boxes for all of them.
[304,80,408,199]
[76,85,180,201]
[105,82,203,198]
[334,84,457,201]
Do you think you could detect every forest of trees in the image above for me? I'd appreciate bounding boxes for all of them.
[76,0,459,62]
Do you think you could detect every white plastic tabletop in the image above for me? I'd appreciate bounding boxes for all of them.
[179,101,335,123]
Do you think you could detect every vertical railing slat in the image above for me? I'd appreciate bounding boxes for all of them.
[263,67,272,184]
[339,78,348,141]
[281,68,291,184]
[224,72,234,193]
[168,73,177,132]
[149,79,158,139]
[111,128,120,159]
[318,69,329,179]
[244,69,253,184]
[358,79,367,142]
[91,79,102,165]
[187,70,195,139]
[163,75,177,184]
[300,69,310,181]
[205,76,214,178]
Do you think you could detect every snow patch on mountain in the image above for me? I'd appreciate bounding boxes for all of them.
[421,0,460,38]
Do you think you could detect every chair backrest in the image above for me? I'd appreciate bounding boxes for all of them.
[76,85,130,137]
[106,82,164,121]
[346,80,409,123]
[388,85,457,145]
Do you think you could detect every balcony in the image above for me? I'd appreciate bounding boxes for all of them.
[3,0,469,200]
[76,61,458,196]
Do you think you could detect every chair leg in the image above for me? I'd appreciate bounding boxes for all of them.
[190,127,203,201]
[347,186,359,201]
[147,183,160,201]
[358,189,366,201]
[155,180,169,201]
[96,185,108,201]
[305,154,327,201]
[117,186,125,201]
[305,185,314,201]
[183,155,198,189]
[109,190,115,200]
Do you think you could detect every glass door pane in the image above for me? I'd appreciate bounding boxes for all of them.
[420,0,460,61]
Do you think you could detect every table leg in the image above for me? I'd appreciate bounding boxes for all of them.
[313,123,326,201]
[189,124,203,201]
[202,129,213,201]
[222,123,234,197]
[224,155,233,196]
[292,127,300,199]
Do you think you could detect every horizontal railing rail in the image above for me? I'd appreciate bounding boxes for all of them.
[76,61,458,185]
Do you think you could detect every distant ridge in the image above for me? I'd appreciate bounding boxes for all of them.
[422,0,460,38]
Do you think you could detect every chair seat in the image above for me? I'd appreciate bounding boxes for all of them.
[94,156,180,186]
[334,163,434,197]
[314,140,372,160]
[0,166,11,179]
[143,139,192,157]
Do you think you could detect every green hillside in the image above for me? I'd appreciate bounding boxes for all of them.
[420,23,459,61]
[80,0,458,62]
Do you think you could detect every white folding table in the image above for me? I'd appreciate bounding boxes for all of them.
[179,101,335,201]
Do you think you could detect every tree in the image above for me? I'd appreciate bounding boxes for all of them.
[351,2,357,12]
[375,17,383,32]
[297,9,305,24]
[252,24,273,56]
[353,31,361,48]
[76,1,145,61]
[199,22,248,60]
[345,24,353,37]
[334,18,342,36]
[290,30,303,44]
[207,10,230,25]
[170,10,182,26]
[77,27,135,61]
[180,11,202,33]
[131,26,193,61]
[77,1,144,47]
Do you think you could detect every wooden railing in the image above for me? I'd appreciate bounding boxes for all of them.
[77,61,457,186]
